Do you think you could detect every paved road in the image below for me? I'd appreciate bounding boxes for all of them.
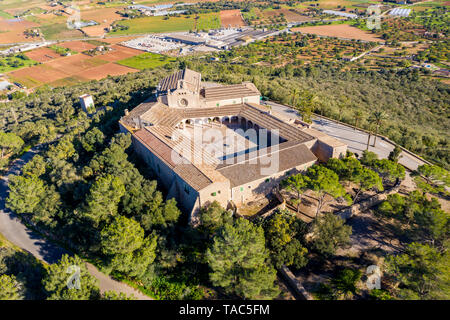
[0,147,151,300]
[262,100,427,171]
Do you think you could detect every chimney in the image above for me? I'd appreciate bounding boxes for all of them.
[124,109,129,116]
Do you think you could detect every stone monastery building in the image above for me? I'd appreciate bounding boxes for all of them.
[119,68,347,223]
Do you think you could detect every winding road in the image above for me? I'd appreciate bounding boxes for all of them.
[0,146,151,300]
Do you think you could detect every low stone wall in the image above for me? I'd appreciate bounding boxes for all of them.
[279,265,314,300]
[337,180,402,221]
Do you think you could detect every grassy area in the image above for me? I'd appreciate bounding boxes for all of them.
[0,10,14,19]
[49,45,77,56]
[116,52,176,70]
[110,13,221,35]
[85,39,109,46]
[0,232,19,249]
[48,75,86,88]
[39,22,84,40]
[9,73,42,88]
[0,53,38,73]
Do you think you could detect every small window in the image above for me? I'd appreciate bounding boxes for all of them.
[248,186,251,189]
[216,103,219,107]
[240,187,244,192]
[265,178,270,183]
[211,192,217,196]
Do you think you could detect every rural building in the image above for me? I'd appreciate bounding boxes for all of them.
[119,69,347,224]
[79,94,95,113]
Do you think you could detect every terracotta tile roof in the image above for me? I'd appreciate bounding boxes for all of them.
[240,103,314,142]
[202,83,260,102]
[134,127,213,191]
[158,68,201,93]
[217,143,317,187]
[120,101,160,128]
[173,164,213,191]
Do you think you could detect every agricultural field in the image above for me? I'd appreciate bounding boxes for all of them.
[110,13,221,35]
[117,52,176,70]
[220,32,378,68]
[292,24,384,42]
[220,9,246,27]
[39,22,85,41]
[244,7,313,26]
[59,40,98,52]
[0,18,42,44]
[351,5,449,42]
[24,47,59,62]
[3,39,180,88]
[95,45,145,62]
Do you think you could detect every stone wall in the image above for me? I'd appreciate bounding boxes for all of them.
[337,179,402,221]
[279,265,314,300]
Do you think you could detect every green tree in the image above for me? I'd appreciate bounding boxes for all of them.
[22,154,46,177]
[0,131,24,158]
[84,175,125,227]
[417,164,449,187]
[100,216,157,278]
[388,145,403,163]
[206,218,279,299]
[0,274,22,300]
[378,193,406,218]
[331,268,362,299]
[368,110,387,147]
[101,216,145,256]
[298,90,318,124]
[281,173,309,213]
[311,212,352,256]
[373,159,405,184]
[6,174,46,214]
[102,290,136,300]
[42,254,100,300]
[263,211,308,269]
[200,201,233,234]
[139,197,182,230]
[353,166,383,202]
[47,135,76,162]
[384,242,450,299]
[360,150,378,167]
[80,127,105,153]
[306,165,350,217]
[353,110,364,129]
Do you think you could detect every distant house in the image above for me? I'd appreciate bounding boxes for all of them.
[79,94,95,113]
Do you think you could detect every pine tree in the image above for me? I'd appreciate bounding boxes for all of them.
[206,218,279,299]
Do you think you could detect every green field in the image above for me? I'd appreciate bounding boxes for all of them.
[0,54,38,73]
[0,10,14,19]
[111,13,221,35]
[117,52,176,70]
[48,75,86,88]
[39,22,84,40]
